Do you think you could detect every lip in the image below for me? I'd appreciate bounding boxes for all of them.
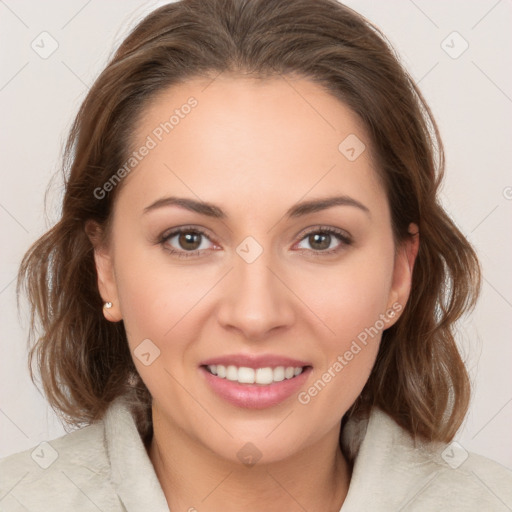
[199,354,312,409]
[200,354,311,369]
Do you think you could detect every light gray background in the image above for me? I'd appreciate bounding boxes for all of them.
[1,0,511,469]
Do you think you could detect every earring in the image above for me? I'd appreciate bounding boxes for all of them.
[104,301,113,309]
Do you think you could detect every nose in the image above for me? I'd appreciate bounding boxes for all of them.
[216,247,296,341]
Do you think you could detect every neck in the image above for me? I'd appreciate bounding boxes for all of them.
[148,408,351,512]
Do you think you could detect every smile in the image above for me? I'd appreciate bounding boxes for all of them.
[199,355,312,409]
[206,364,305,385]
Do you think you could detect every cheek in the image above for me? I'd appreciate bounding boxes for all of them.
[112,241,203,353]
[114,260,205,399]
[296,243,395,404]
[306,247,395,344]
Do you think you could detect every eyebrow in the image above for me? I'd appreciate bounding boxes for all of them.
[143,195,371,219]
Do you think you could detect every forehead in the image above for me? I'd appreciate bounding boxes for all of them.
[116,74,385,218]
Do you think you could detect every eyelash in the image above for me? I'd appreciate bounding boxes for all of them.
[157,225,353,259]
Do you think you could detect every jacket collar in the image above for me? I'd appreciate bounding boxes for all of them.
[104,396,442,511]
[104,396,170,511]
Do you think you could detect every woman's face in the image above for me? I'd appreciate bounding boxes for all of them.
[93,75,417,464]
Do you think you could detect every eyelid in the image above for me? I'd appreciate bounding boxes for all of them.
[295,225,352,244]
[159,225,214,243]
[291,225,353,257]
[158,225,218,257]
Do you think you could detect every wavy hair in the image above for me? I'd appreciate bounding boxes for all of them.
[17,0,480,444]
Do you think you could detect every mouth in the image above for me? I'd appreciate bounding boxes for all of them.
[203,364,306,385]
[199,356,312,409]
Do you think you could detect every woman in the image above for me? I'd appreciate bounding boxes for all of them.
[1,0,510,510]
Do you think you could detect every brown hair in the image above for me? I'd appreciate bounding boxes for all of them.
[17,0,480,443]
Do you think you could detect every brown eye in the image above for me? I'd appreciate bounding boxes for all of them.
[177,232,203,251]
[295,227,352,255]
[307,232,332,251]
[159,227,215,258]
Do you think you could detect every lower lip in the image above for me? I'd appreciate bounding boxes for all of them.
[201,366,311,409]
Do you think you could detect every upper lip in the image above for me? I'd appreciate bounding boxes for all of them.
[200,354,311,369]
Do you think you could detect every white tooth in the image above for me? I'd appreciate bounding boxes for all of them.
[273,366,285,382]
[216,365,227,378]
[238,367,255,384]
[209,365,217,375]
[226,365,238,381]
[294,366,303,376]
[284,366,295,379]
[255,367,274,385]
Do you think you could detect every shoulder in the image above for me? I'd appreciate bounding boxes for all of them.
[432,448,512,506]
[342,407,512,511]
[0,420,122,511]
[399,438,512,510]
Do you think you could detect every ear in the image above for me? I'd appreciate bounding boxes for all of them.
[386,223,419,326]
[85,220,122,322]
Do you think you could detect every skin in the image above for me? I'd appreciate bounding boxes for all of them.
[87,74,419,512]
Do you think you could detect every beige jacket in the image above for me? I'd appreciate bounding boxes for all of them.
[1,396,511,511]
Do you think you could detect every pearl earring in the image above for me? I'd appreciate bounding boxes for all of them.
[104,301,113,309]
